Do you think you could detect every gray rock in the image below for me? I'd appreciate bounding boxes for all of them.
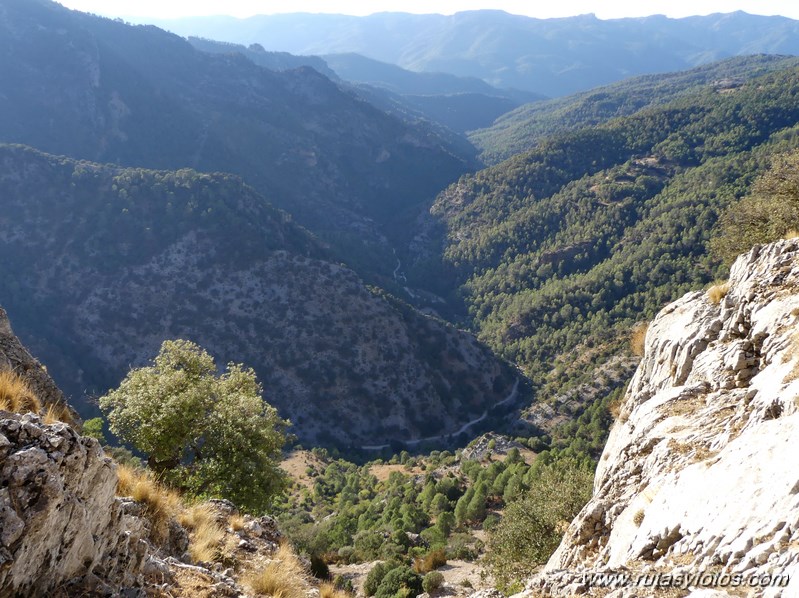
[0,413,149,595]
[528,239,799,595]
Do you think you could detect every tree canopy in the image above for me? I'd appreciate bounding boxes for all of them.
[100,339,289,512]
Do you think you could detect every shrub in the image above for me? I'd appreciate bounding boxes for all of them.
[422,571,444,593]
[413,548,447,574]
[374,566,423,598]
[333,575,354,593]
[310,554,330,579]
[364,562,394,596]
[712,150,799,262]
[446,533,478,561]
[0,370,40,414]
[82,417,107,442]
[484,459,593,592]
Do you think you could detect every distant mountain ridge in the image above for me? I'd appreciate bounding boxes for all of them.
[470,54,799,164]
[140,10,799,97]
[0,0,473,280]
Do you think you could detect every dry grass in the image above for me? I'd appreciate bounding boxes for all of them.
[42,403,75,426]
[633,509,645,527]
[783,331,799,383]
[179,503,228,563]
[630,323,649,357]
[116,464,181,543]
[785,230,799,239]
[245,543,308,598]
[706,281,730,305]
[0,370,41,414]
[320,583,351,598]
[229,513,246,532]
[413,547,447,574]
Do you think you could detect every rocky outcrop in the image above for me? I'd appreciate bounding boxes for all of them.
[0,307,79,424]
[0,412,149,595]
[527,240,799,597]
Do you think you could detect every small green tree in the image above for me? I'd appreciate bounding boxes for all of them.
[100,339,289,512]
[485,459,593,592]
[712,150,799,263]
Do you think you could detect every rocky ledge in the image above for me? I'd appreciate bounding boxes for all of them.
[525,239,799,597]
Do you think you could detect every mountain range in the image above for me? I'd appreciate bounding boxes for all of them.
[5,0,799,457]
[0,0,473,281]
[142,10,799,97]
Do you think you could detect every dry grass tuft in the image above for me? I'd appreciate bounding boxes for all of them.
[116,463,181,543]
[42,403,75,426]
[413,547,447,574]
[633,509,645,527]
[246,543,308,598]
[179,503,228,563]
[706,281,730,305]
[229,513,246,532]
[785,230,799,239]
[320,583,351,598]
[0,370,41,414]
[630,323,649,357]
[783,331,799,383]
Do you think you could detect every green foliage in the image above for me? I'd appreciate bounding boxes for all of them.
[374,566,423,598]
[418,62,799,463]
[364,562,396,597]
[82,417,107,444]
[485,459,594,592]
[422,571,444,593]
[712,149,799,262]
[100,339,289,512]
[471,55,799,164]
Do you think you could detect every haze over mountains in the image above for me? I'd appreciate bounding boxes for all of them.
[142,10,799,96]
[5,0,799,458]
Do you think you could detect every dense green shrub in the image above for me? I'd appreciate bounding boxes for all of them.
[374,566,423,598]
[422,571,445,593]
[364,562,395,596]
[485,459,593,592]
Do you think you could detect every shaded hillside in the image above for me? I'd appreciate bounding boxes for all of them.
[471,55,799,164]
[187,36,338,79]
[420,63,799,438]
[322,53,543,134]
[0,145,519,448]
[143,10,799,96]
[0,0,473,278]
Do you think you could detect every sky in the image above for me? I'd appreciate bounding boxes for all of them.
[56,0,799,20]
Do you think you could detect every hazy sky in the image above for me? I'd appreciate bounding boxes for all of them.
[56,0,799,20]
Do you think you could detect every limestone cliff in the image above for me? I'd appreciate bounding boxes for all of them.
[0,307,78,424]
[527,239,799,597]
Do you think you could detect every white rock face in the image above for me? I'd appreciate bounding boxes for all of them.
[528,240,799,597]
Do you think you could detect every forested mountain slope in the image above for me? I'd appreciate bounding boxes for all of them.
[0,0,472,278]
[142,10,799,97]
[0,145,519,448]
[422,63,799,443]
[470,55,799,165]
